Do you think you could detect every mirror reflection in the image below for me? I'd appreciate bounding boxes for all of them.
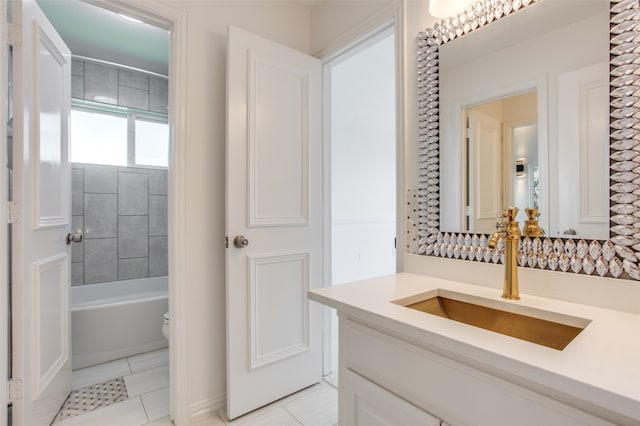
[438,0,609,239]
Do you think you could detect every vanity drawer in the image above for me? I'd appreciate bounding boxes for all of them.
[340,317,614,426]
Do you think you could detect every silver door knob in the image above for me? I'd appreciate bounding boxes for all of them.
[233,235,249,249]
[66,230,83,245]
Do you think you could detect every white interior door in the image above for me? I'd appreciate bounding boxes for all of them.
[469,110,502,234]
[557,62,608,239]
[226,26,322,419]
[11,0,72,424]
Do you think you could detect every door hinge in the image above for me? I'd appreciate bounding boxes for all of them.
[7,201,21,224]
[8,24,22,46]
[7,379,23,403]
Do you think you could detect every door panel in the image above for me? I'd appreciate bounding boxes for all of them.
[33,254,68,398]
[248,54,309,226]
[34,26,67,227]
[11,0,71,424]
[469,110,502,234]
[226,26,322,420]
[249,252,309,369]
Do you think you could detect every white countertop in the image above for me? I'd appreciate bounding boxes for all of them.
[309,273,640,423]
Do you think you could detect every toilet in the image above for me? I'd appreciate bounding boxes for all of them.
[162,312,170,341]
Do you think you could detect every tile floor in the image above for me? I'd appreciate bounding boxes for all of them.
[51,348,338,426]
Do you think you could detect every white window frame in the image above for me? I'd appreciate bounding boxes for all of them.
[71,101,169,169]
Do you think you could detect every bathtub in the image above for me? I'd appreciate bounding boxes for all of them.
[71,276,168,370]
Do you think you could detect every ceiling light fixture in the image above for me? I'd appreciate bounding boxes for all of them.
[117,13,144,24]
[429,0,477,18]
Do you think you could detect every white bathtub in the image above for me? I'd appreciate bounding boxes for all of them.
[71,276,168,370]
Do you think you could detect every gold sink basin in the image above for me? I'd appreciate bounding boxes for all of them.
[401,294,589,350]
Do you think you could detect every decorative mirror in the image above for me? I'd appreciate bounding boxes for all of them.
[416,0,640,280]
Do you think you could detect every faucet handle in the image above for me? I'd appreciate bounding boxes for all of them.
[525,207,539,220]
[497,207,519,222]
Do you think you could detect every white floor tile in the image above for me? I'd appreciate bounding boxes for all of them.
[128,348,169,373]
[53,397,148,426]
[234,407,301,426]
[218,383,326,425]
[141,386,170,421]
[190,413,227,426]
[125,365,170,397]
[284,385,338,426]
[323,373,338,389]
[72,359,132,390]
[145,416,174,425]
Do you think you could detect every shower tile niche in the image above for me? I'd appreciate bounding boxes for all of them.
[72,164,168,286]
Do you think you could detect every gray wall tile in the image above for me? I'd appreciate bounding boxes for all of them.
[71,215,84,262]
[119,85,149,110]
[72,169,84,215]
[149,236,168,277]
[84,193,117,238]
[149,76,168,114]
[119,258,149,281]
[149,170,168,195]
[119,69,149,90]
[72,75,84,99]
[84,62,118,105]
[71,162,168,285]
[85,165,117,193]
[84,238,118,284]
[149,196,167,236]
[119,216,149,258]
[71,59,84,77]
[119,171,148,215]
[71,263,84,286]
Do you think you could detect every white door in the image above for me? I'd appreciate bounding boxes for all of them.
[226,26,322,419]
[11,0,72,424]
[469,110,502,234]
[557,62,608,239]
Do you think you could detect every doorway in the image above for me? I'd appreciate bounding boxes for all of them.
[2,2,185,421]
[41,2,170,424]
[324,25,397,378]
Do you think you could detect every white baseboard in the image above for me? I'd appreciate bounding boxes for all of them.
[190,393,227,420]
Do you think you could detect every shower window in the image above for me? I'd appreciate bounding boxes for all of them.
[70,107,168,168]
[71,109,128,166]
[133,117,169,168]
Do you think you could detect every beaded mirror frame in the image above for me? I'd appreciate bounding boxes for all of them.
[415,0,640,280]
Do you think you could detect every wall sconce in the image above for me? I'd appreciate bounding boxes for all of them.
[516,160,526,177]
[429,0,477,18]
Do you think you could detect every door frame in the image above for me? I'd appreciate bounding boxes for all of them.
[1,1,9,423]
[87,2,190,424]
[318,5,404,376]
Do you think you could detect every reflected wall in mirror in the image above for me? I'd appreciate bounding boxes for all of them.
[416,0,640,280]
[438,0,609,239]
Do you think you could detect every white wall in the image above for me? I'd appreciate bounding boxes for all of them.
[311,1,398,56]
[331,32,396,285]
[157,0,312,417]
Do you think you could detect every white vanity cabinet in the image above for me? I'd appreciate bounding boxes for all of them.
[339,317,615,426]
[311,273,640,426]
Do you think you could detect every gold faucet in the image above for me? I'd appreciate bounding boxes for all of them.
[488,207,521,300]
[522,207,544,237]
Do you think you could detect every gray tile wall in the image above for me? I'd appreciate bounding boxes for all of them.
[72,58,168,114]
[71,164,168,285]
